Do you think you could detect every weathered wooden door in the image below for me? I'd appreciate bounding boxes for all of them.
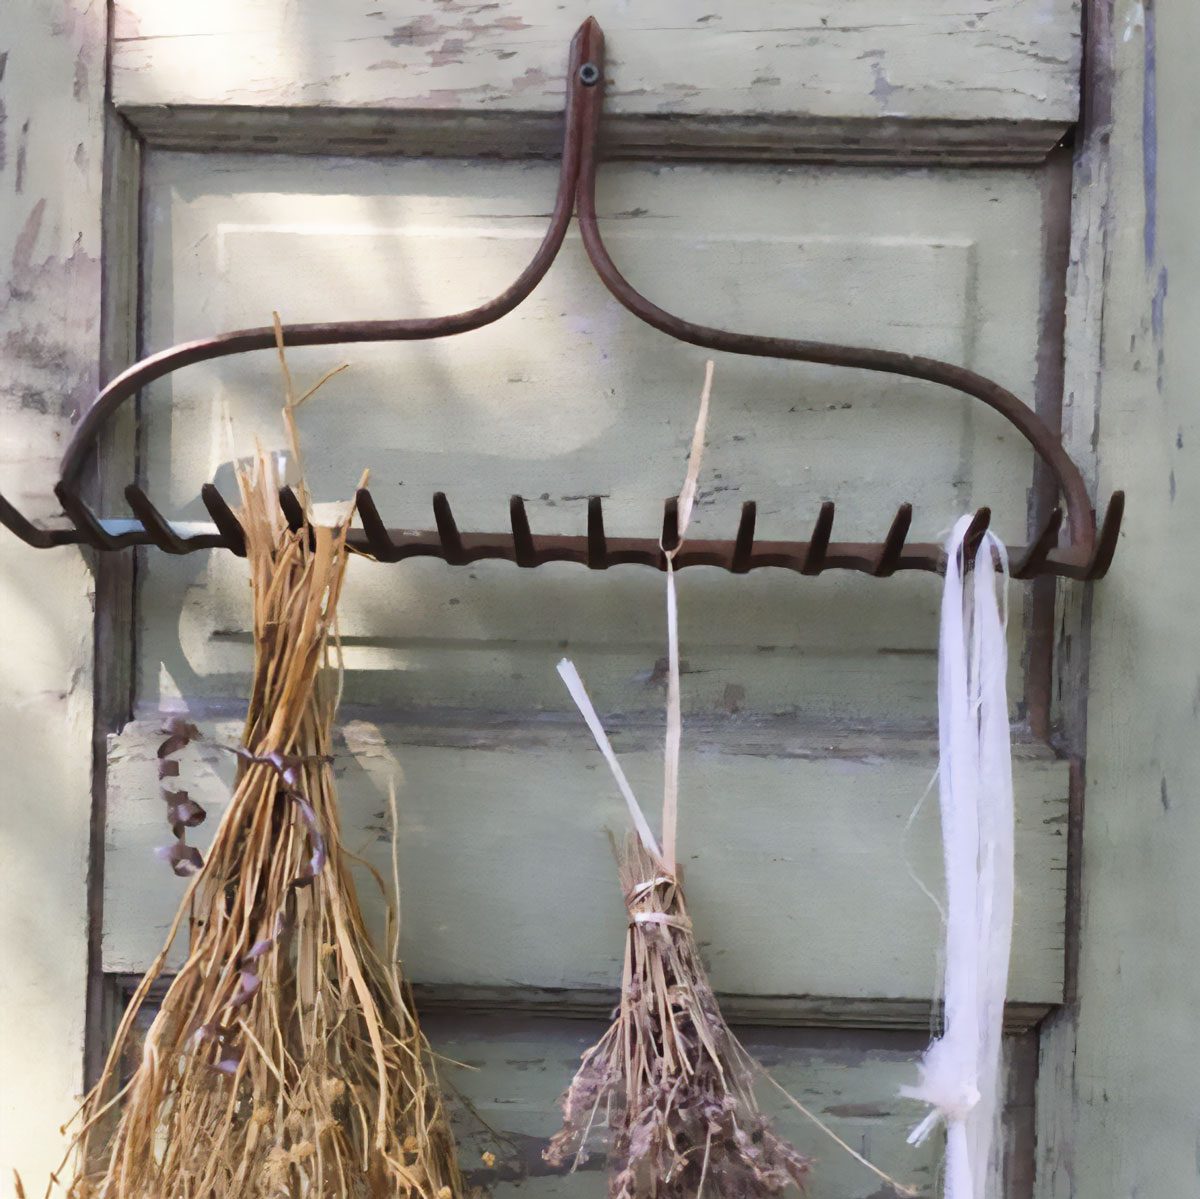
[3,3,1100,1195]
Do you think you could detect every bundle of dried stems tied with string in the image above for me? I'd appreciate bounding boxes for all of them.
[547,363,917,1199]
[545,362,812,1199]
[544,831,812,1199]
[49,332,462,1199]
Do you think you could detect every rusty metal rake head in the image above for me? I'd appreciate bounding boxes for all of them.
[0,17,1123,582]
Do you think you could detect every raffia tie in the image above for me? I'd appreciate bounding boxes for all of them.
[624,876,692,931]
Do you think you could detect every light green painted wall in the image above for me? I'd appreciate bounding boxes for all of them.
[0,0,103,1189]
[1042,0,1200,1194]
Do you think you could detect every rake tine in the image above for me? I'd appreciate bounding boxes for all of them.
[510,495,536,567]
[0,491,76,548]
[1085,491,1125,580]
[278,486,306,533]
[53,483,123,550]
[1013,507,1063,579]
[661,496,680,554]
[802,501,835,575]
[874,503,913,577]
[355,488,398,562]
[124,485,189,554]
[587,495,608,569]
[731,501,757,573]
[961,507,993,568]
[200,484,246,556]
[433,492,466,564]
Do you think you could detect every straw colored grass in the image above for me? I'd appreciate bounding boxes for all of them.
[52,445,461,1198]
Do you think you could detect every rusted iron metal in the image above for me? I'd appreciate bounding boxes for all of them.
[0,16,1123,581]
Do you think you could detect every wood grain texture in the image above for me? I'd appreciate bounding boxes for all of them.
[84,113,143,1089]
[102,716,1069,1005]
[119,105,1073,167]
[0,0,105,1186]
[112,0,1081,126]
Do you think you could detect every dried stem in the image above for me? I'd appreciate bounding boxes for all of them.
[545,837,810,1199]
[53,452,462,1199]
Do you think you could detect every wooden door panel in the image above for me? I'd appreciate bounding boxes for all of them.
[87,4,1084,1186]
[103,717,1067,1008]
[135,152,1045,723]
[113,0,1080,127]
[107,149,1072,1019]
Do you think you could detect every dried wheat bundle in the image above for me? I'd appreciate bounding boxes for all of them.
[53,382,461,1197]
[544,363,811,1199]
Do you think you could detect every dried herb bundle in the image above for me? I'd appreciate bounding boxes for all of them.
[54,452,462,1199]
[547,365,917,1199]
[545,836,810,1199]
[545,364,811,1199]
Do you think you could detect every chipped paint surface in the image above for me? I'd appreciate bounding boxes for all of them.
[0,0,104,1188]
[133,153,1046,727]
[1037,1,1200,1195]
[103,717,1070,1005]
[111,0,1082,123]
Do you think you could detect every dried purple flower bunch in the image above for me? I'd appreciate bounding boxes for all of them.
[155,716,206,877]
[545,366,810,1199]
[545,836,811,1199]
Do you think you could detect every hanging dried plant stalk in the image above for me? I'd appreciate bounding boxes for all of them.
[52,350,461,1198]
[547,364,917,1199]
[544,363,810,1199]
[545,831,811,1199]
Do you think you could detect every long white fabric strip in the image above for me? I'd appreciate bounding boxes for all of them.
[901,514,1014,1199]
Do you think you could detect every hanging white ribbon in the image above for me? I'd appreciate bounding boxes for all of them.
[661,359,713,872]
[901,514,1014,1199]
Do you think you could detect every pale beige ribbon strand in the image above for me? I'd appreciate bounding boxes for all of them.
[556,658,664,862]
[661,359,714,873]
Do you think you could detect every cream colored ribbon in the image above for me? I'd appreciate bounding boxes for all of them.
[661,359,714,872]
[556,657,661,860]
[557,360,714,869]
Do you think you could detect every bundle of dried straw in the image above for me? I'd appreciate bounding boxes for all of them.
[49,344,461,1199]
[546,363,916,1199]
